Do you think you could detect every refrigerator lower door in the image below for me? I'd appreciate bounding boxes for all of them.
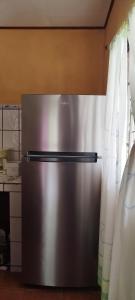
[22,161,101,287]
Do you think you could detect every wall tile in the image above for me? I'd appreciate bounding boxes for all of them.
[19,110,22,131]
[3,110,19,130]
[10,242,22,266]
[3,131,19,151]
[0,104,22,271]
[10,218,22,242]
[0,131,2,148]
[0,110,2,130]
[19,131,22,152]
[0,184,3,191]
[4,184,21,192]
[2,105,20,110]
[10,192,21,217]
[7,150,20,161]
[10,266,22,272]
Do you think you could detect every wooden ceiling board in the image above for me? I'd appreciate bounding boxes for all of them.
[0,0,113,28]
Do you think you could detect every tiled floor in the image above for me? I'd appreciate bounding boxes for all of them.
[0,271,101,300]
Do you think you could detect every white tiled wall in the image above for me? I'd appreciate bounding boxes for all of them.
[10,192,22,217]
[0,184,3,191]
[19,110,22,131]
[0,105,21,161]
[4,184,21,192]
[0,187,22,270]
[3,131,20,151]
[10,218,22,242]
[0,104,22,272]
[10,242,22,266]
[0,110,2,130]
[10,191,22,271]
[3,110,19,130]
[0,131,2,148]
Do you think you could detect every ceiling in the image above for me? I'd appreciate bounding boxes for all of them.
[0,0,113,28]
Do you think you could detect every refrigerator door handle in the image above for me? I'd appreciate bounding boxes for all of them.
[24,151,99,163]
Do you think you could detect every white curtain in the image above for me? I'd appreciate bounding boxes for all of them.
[107,7,135,300]
[108,146,135,300]
[128,5,135,123]
[98,28,128,300]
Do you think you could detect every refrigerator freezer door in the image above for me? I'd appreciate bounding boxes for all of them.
[22,95,104,154]
[22,160,101,287]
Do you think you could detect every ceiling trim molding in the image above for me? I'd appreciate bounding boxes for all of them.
[104,0,115,28]
[0,26,104,30]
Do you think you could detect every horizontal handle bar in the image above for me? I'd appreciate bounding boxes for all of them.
[24,151,99,163]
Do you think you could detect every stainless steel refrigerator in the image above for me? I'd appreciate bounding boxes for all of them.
[22,95,104,287]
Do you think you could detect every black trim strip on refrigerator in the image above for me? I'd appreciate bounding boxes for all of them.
[24,151,98,163]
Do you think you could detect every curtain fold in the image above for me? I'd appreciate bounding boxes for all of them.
[98,28,128,300]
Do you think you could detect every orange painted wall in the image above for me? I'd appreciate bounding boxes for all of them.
[1,0,133,103]
[0,29,105,104]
